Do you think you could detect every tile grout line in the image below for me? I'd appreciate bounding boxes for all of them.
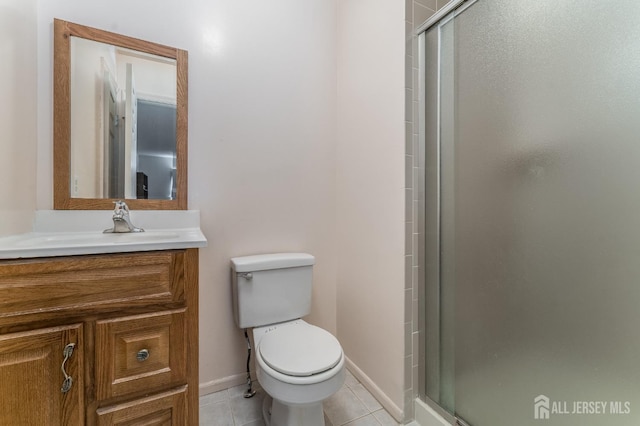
[200,374,398,426]
[338,383,384,426]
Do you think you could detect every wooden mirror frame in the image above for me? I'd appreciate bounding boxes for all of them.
[53,19,188,209]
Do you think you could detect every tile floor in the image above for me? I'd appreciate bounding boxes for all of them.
[199,370,402,426]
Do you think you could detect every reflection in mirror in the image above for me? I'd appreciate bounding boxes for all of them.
[54,18,188,210]
[70,37,177,200]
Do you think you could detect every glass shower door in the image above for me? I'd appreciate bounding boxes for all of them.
[423,1,640,425]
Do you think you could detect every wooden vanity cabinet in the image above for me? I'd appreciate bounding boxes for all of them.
[0,249,199,425]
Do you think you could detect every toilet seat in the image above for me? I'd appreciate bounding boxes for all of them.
[258,322,342,377]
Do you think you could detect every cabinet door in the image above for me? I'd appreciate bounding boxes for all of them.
[96,386,187,425]
[0,324,83,425]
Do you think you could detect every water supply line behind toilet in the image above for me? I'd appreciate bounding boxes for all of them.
[243,329,256,398]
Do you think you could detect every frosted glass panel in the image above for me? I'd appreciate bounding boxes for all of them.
[423,25,441,404]
[426,0,640,424]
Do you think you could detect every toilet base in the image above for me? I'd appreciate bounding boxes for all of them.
[262,395,325,426]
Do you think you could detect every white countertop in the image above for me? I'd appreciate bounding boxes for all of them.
[0,210,207,259]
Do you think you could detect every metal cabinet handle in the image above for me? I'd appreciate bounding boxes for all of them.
[137,349,150,362]
[61,343,75,393]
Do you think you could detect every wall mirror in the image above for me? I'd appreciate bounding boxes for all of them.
[54,19,188,209]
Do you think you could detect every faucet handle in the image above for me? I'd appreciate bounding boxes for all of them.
[113,200,130,215]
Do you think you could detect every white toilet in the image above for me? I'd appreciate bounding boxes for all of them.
[231,253,345,426]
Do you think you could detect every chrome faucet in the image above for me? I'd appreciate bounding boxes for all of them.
[103,200,144,233]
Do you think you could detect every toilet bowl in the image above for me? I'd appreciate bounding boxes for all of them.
[255,320,345,402]
[254,320,345,425]
[231,253,345,426]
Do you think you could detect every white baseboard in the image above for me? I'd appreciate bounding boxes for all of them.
[199,372,255,396]
[344,357,404,423]
[414,398,454,426]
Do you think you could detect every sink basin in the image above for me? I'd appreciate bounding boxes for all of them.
[14,230,180,248]
[0,228,206,259]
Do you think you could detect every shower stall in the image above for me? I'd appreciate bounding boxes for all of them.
[417,1,640,425]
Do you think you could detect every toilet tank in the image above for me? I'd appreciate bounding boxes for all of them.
[231,253,315,329]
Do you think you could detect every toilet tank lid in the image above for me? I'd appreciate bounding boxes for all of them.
[231,253,315,273]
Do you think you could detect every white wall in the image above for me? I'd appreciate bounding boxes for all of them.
[36,0,337,392]
[336,0,407,418]
[115,51,176,102]
[34,0,408,417]
[0,0,38,236]
[70,37,113,198]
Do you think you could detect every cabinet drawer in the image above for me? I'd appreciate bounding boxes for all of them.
[96,385,187,425]
[96,310,187,400]
[0,252,185,325]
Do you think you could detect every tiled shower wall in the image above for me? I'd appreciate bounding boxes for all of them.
[404,0,453,421]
